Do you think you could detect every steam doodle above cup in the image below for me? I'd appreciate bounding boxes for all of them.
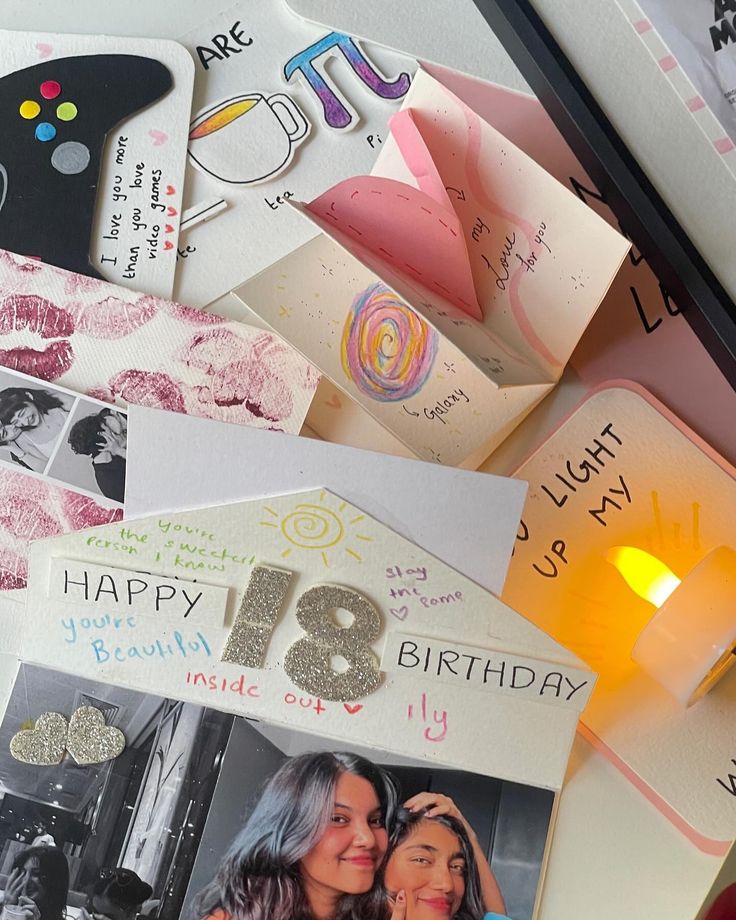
[188,92,311,186]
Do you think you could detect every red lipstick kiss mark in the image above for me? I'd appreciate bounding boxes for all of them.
[0,470,120,592]
[105,369,187,412]
[0,293,75,338]
[0,549,27,590]
[73,294,159,340]
[165,302,224,325]
[0,251,43,274]
[0,341,73,381]
[0,293,76,380]
[0,497,64,542]
[343,703,363,715]
[177,328,293,425]
[62,493,122,529]
[325,393,342,410]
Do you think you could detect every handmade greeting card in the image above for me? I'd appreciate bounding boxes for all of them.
[503,383,736,855]
[236,69,631,468]
[18,486,595,920]
[172,1,416,307]
[0,251,317,592]
[0,30,195,296]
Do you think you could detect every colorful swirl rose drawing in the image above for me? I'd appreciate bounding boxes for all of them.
[340,283,438,402]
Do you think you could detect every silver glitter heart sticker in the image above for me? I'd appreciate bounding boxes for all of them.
[66,706,125,766]
[10,712,68,766]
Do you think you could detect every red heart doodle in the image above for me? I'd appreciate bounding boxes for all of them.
[167,206,177,217]
[166,185,175,195]
[390,606,409,621]
[343,703,363,715]
[325,393,342,410]
[164,241,174,250]
[165,224,174,233]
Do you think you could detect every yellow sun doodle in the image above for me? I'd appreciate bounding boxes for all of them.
[260,491,373,567]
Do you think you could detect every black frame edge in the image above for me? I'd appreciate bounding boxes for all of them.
[472,0,736,389]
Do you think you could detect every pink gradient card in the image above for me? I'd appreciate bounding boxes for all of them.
[504,383,736,853]
[417,62,736,468]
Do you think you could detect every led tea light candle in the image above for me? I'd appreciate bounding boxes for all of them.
[606,545,736,707]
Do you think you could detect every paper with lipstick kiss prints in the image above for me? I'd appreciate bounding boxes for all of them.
[0,30,194,296]
[23,487,594,794]
[236,68,630,468]
[174,2,416,307]
[0,251,316,593]
[0,250,317,434]
[0,468,121,593]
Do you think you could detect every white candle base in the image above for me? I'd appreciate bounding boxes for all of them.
[631,546,736,707]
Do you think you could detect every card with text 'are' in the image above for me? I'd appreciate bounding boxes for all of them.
[236,68,631,468]
[504,383,736,854]
[174,2,416,307]
[0,30,195,297]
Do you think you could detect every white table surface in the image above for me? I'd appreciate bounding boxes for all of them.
[0,3,730,918]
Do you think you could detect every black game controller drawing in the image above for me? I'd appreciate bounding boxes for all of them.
[0,54,172,277]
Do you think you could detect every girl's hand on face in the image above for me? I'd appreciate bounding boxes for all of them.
[4,868,24,906]
[96,429,126,456]
[388,889,406,920]
[16,896,41,920]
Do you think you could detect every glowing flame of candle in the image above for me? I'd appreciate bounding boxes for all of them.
[606,546,681,608]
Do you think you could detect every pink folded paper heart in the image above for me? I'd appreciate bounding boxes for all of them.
[306,108,482,321]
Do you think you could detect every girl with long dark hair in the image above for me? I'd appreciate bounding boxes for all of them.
[0,387,70,472]
[195,751,400,920]
[2,846,69,920]
[384,795,507,920]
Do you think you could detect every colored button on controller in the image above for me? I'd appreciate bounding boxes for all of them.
[35,122,56,142]
[51,141,90,176]
[56,102,77,122]
[19,100,41,119]
[39,80,61,100]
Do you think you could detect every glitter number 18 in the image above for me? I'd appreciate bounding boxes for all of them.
[283,585,383,701]
[221,570,383,701]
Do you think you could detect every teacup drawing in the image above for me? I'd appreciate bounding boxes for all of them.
[188,92,310,186]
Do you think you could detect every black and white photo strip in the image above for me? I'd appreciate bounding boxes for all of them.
[0,664,555,920]
[0,368,127,506]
